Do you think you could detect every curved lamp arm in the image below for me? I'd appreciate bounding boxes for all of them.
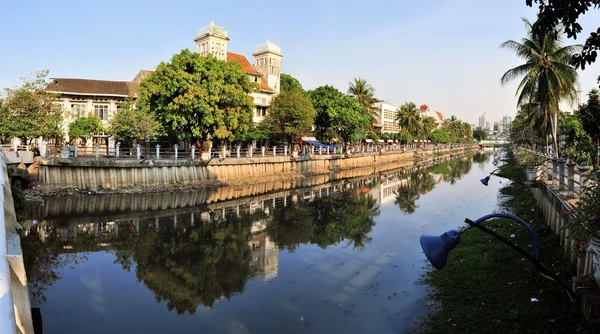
[467,213,541,263]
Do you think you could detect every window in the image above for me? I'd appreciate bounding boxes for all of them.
[71,103,87,118]
[256,106,267,117]
[200,43,207,54]
[94,104,109,120]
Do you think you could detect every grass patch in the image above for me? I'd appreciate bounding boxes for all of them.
[418,151,594,333]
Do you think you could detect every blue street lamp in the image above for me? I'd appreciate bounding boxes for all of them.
[419,213,576,300]
[480,168,525,186]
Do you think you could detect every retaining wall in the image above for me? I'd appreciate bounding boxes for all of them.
[37,146,478,190]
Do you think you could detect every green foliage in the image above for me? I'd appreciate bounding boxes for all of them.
[265,89,316,143]
[68,116,103,143]
[472,128,488,141]
[514,150,547,167]
[576,88,600,142]
[347,77,378,123]
[280,73,305,93]
[428,128,454,144]
[0,70,64,143]
[110,97,162,144]
[231,121,271,143]
[268,191,379,251]
[571,169,600,244]
[561,115,595,166]
[137,49,255,145]
[500,17,581,157]
[308,85,370,144]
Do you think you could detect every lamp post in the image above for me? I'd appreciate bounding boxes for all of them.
[480,168,525,186]
[420,213,576,301]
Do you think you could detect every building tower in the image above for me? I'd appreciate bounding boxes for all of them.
[194,21,229,61]
[253,39,283,94]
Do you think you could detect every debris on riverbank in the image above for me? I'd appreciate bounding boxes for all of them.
[418,151,595,333]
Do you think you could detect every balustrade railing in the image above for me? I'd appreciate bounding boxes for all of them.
[40,142,479,161]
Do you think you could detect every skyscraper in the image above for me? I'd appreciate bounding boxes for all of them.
[478,113,486,129]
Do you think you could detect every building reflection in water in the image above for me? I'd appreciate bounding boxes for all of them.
[20,152,489,315]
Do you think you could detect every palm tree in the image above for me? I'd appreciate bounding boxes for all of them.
[348,78,378,122]
[500,17,581,158]
[396,102,420,142]
[421,116,438,138]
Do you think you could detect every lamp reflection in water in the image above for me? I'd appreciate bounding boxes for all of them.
[419,213,577,300]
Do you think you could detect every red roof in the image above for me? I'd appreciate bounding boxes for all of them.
[227,52,262,76]
[434,111,444,121]
[259,78,273,92]
[420,104,429,111]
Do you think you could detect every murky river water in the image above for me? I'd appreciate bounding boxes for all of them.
[21,151,503,334]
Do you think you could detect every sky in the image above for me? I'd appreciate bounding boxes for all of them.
[2,0,600,125]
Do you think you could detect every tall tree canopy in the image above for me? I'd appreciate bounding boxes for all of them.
[526,0,600,74]
[576,88,600,142]
[265,89,316,143]
[137,49,256,146]
[0,70,63,144]
[500,17,581,157]
[308,85,370,144]
[280,73,305,93]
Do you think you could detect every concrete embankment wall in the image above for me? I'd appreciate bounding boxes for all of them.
[37,146,478,190]
[0,154,33,334]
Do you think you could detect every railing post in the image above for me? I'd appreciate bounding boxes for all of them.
[311,146,315,155]
[174,144,179,160]
[191,146,195,159]
[249,146,253,158]
[552,158,558,187]
[136,144,141,160]
[156,144,161,160]
[566,162,576,198]
[222,146,227,158]
[284,145,288,157]
[557,159,565,191]
[261,146,265,157]
[319,147,323,155]
[273,146,277,157]
[95,143,99,160]
[115,142,120,159]
[236,146,241,158]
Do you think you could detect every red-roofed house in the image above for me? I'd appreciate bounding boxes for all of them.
[433,111,445,126]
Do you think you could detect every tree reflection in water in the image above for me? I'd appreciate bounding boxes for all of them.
[21,190,380,315]
[267,191,380,251]
[394,156,474,214]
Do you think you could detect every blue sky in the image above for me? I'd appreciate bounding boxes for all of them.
[2,0,600,124]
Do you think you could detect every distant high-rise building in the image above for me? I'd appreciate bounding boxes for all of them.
[485,121,490,130]
[502,116,512,134]
[493,122,499,133]
[478,113,486,129]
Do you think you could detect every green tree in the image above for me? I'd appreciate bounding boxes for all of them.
[110,97,162,146]
[68,117,103,144]
[137,49,255,147]
[0,70,64,144]
[347,77,378,123]
[429,128,455,143]
[308,85,370,144]
[473,129,488,141]
[500,17,581,157]
[396,102,420,139]
[576,89,600,149]
[265,89,316,143]
[561,114,595,166]
[526,0,600,76]
[280,73,305,93]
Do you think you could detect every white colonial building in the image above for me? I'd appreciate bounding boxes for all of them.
[44,21,282,146]
[372,101,399,133]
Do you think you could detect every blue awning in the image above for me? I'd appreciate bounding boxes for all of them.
[304,140,336,149]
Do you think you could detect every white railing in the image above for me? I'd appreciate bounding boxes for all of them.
[42,143,479,161]
[1,152,33,334]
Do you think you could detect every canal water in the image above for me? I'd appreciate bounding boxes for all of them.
[22,151,503,334]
